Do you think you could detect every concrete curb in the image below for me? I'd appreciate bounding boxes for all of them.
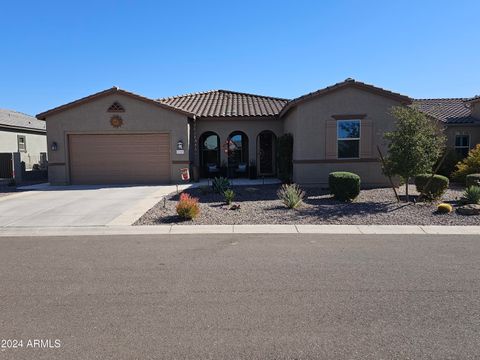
[0,224,479,237]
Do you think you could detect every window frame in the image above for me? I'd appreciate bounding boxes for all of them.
[17,135,27,152]
[454,134,470,157]
[336,119,361,159]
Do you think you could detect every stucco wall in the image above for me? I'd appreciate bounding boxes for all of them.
[0,129,46,169]
[470,103,480,119]
[282,87,405,186]
[45,93,190,184]
[194,117,283,167]
[444,125,480,150]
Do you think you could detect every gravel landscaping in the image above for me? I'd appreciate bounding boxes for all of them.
[135,184,479,226]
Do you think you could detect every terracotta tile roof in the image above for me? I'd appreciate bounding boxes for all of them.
[158,90,289,118]
[0,109,46,132]
[466,95,480,103]
[412,98,479,124]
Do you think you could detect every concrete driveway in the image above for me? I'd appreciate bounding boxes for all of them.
[0,184,178,227]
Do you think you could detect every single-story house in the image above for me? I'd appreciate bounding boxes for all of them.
[0,109,47,178]
[36,79,480,186]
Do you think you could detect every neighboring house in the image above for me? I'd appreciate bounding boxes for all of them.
[36,79,480,186]
[0,109,47,178]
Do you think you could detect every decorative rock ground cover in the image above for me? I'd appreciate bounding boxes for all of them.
[135,184,479,226]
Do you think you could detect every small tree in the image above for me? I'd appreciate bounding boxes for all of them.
[383,106,445,201]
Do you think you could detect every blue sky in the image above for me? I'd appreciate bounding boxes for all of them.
[1,0,479,116]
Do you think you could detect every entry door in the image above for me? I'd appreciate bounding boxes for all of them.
[68,134,170,184]
[258,132,275,175]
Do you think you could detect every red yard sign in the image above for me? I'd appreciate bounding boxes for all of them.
[180,168,190,181]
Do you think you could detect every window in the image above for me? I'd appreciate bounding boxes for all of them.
[107,102,125,112]
[337,120,360,158]
[199,132,220,175]
[17,135,26,152]
[455,135,470,158]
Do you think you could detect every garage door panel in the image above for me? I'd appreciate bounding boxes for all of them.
[69,134,171,184]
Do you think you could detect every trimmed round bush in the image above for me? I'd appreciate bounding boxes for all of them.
[466,174,480,188]
[414,174,449,200]
[328,172,361,201]
[437,203,453,213]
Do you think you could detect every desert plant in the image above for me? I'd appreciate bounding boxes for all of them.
[223,189,235,205]
[176,193,200,220]
[212,177,231,194]
[437,203,453,213]
[277,133,293,183]
[277,183,305,209]
[460,186,480,205]
[466,174,480,188]
[328,172,361,202]
[383,106,446,201]
[452,144,480,183]
[414,174,449,201]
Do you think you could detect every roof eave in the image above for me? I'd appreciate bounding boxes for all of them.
[279,80,412,118]
[36,87,195,120]
[0,124,46,133]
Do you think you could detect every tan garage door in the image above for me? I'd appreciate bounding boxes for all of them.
[69,134,170,184]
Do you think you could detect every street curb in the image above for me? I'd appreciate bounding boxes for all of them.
[0,224,479,237]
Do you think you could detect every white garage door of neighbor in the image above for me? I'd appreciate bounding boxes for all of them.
[68,134,171,184]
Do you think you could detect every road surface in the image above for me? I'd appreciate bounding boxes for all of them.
[1,234,479,359]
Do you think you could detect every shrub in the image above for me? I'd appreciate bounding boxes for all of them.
[435,148,463,179]
[277,183,305,209]
[176,193,200,220]
[414,174,449,200]
[452,144,480,183]
[466,174,480,188]
[437,203,453,213]
[328,172,361,202]
[212,177,231,194]
[460,186,480,205]
[223,189,235,205]
[277,133,293,183]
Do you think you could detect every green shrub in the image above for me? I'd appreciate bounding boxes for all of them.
[461,186,480,205]
[437,203,453,213]
[212,177,231,194]
[328,172,361,202]
[277,183,305,209]
[414,174,449,200]
[452,144,480,183]
[176,193,200,220]
[435,148,463,179]
[277,133,293,183]
[466,174,480,188]
[223,189,235,205]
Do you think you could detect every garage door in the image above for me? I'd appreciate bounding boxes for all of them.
[69,134,170,184]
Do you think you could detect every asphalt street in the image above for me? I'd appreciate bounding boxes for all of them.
[1,234,479,359]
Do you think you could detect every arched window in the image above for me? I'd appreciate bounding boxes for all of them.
[227,131,249,176]
[199,132,220,177]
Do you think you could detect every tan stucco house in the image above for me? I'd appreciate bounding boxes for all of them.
[36,79,480,186]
